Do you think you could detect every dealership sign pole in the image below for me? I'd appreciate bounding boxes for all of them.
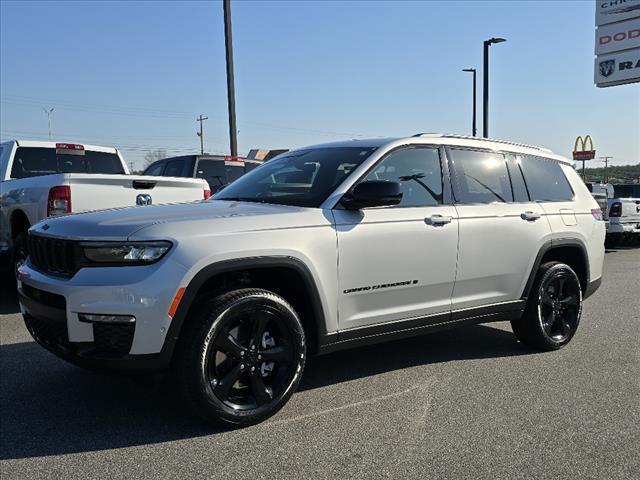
[594,0,640,87]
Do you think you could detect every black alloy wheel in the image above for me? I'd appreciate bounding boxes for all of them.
[206,302,296,410]
[176,288,306,427]
[511,261,583,351]
[538,270,581,343]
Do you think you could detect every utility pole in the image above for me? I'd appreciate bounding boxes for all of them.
[462,68,477,136]
[599,155,613,183]
[482,37,506,138]
[223,0,238,158]
[128,161,135,173]
[42,107,54,139]
[196,114,208,155]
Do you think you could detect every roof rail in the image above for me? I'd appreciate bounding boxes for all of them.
[411,133,553,153]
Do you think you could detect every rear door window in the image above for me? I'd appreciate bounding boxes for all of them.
[449,149,512,203]
[163,159,188,177]
[519,155,573,201]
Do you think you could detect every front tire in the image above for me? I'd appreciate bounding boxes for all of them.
[12,232,28,280]
[175,288,306,427]
[511,261,582,351]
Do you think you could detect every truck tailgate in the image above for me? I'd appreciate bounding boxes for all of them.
[620,199,640,224]
[65,174,208,212]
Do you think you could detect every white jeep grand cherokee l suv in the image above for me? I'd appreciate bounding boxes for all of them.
[17,134,605,427]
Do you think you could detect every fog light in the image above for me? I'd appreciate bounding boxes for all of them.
[78,313,136,324]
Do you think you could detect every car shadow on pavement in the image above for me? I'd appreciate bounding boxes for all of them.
[0,323,529,461]
[0,278,19,315]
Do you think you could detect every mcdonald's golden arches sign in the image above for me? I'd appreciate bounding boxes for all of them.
[573,135,596,161]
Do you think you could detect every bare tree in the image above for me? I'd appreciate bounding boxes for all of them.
[143,149,168,167]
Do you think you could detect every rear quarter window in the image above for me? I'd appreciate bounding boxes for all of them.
[519,155,574,202]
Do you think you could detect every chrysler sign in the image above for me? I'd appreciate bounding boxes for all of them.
[595,0,640,87]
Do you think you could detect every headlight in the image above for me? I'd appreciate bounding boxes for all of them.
[80,241,172,265]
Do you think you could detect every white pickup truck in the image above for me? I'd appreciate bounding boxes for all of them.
[587,182,640,247]
[0,140,210,274]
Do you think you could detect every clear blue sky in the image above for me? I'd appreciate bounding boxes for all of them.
[1,0,638,169]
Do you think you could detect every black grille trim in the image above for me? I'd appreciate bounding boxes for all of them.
[28,233,79,277]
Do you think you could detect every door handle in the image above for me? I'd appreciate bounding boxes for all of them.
[521,211,541,221]
[427,214,453,225]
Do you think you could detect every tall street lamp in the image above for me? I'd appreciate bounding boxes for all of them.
[482,37,506,138]
[462,68,477,137]
[223,0,238,158]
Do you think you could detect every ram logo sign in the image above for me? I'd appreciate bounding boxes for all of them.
[136,194,153,206]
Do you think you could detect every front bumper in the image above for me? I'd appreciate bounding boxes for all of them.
[17,257,189,371]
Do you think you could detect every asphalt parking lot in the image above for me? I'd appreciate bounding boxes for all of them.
[1,248,639,479]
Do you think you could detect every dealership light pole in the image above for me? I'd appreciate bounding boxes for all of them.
[462,68,477,136]
[223,0,238,158]
[482,37,506,138]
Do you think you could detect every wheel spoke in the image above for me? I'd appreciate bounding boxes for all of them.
[250,311,270,347]
[543,312,555,334]
[541,290,554,306]
[213,363,242,400]
[260,345,290,364]
[249,373,272,406]
[214,333,244,359]
[559,295,578,307]
[557,277,566,298]
[557,316,571,337]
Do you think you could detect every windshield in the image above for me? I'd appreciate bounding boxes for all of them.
[10,147,125,178]
[213,146,377,207]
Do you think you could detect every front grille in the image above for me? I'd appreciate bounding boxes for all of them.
[28,233,79,277]
[93,323,135,356]
[24,313,69,348]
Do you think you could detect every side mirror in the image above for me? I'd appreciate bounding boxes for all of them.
[342,180,403,210]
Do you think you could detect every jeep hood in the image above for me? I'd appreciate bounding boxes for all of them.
[30,200,315,240]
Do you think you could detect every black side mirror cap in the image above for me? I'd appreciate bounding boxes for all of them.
[342,180,403,210]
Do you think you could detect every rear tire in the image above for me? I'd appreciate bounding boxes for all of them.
[511,261,582,351]
[174,288,306,427]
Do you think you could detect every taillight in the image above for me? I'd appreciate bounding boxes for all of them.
[609,202,622,218]
[47,186,72,216]
[204,189,212,200]
[591,208,603,221]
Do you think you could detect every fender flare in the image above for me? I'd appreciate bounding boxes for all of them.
[521,238,590,300]
[161,256,327,360]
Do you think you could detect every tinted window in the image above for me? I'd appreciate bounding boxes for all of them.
[10,147,124,179]
[196,159,227,187]
[164,159,187,177]
[450,149,511,203]
[214,147,376,207]
[520,155,573,201]
[361,147,442,207]
[144,162,164,176]
[613,185,640,198]
[505,154,530,202]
